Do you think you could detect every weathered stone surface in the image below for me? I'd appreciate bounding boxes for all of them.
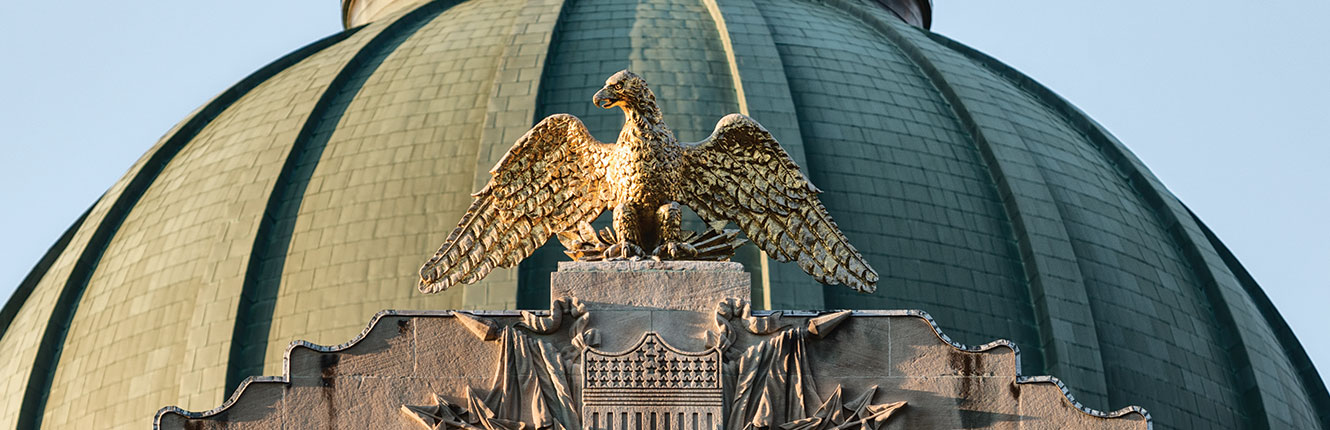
[285,314,416,379]
[156,379,284,430]
[413,314,503,378]
[157,263,1149,429]
[885,315,1017,378]
[551,261,750,311]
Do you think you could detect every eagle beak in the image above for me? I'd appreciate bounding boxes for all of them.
[593,88,616,109]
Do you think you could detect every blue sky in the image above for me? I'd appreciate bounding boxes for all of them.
[1,0,1325,384]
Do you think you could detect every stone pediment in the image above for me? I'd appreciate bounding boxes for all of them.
[156,262,1150,429]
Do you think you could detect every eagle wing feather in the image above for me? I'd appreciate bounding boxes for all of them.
[419,114,612,293]
[678,114,878,293]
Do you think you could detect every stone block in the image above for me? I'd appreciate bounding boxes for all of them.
[551,261,749,311]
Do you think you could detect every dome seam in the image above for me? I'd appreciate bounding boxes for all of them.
[0,205,92,338]
[925,31,1291,429]
[898,37,1120,410]
[494,0,576,310]
[12,25,363,430]
[224,0,462,394]
[815,0,1069,378]
[1187,206,1330,429]
[470,0,569,201]
[704,0,820,309]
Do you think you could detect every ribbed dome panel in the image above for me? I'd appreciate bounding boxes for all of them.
[759,0,1036,357]
[247,0,522,381]
[2,0,1324,429]
[906,25,1247,425]
[13,23,385,430]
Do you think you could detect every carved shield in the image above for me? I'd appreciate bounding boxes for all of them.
[581,333,723,430]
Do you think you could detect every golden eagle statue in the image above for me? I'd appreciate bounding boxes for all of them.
[420,70,878,294]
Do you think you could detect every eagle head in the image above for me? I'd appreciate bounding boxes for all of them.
[593,70,653,111]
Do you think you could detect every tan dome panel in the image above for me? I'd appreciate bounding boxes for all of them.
[11,18,391,430]
[4,0,1325,428]
[260,0,537,377]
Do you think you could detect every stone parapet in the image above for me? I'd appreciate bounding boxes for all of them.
[157,263,1150,429]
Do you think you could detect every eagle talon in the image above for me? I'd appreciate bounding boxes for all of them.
[651,242,698,260]
[604,240,645,261]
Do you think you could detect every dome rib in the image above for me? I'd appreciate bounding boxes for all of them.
[700,0,746,117]
[702,0,809,169]
[754,0,1036,355]
[708,0,823,309]
[697,0,767,299]
[224,0,465,394]
[925,31,1322,429]
[475,0,573,310]
[1188,208,1330,429]
[821,0,1113,407]
[11,27,361,430]
[0,206,91,337]
[470,0,569,200]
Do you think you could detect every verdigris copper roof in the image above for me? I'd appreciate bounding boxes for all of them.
[0,0,1324,429]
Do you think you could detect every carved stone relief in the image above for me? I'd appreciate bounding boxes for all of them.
[157,262,1150,430]
[582,333,724,430]
[396,296,902,430]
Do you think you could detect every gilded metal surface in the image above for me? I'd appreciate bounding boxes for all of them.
[420,70,879,294]
[556,220,745,262]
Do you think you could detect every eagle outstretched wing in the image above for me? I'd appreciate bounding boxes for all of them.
[678,114,879,292]
[419,114,613,293]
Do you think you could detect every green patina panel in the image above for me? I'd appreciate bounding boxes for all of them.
[3,0,1325,428]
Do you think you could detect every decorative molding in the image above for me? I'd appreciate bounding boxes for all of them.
[160,292,1149,430]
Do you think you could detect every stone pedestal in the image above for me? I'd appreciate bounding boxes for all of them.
[157,262,1151,430]
[551,261,749,352]
[551,261,749,311]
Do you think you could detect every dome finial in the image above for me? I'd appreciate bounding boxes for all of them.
[342,0,424,28]
[873,0,932,28]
